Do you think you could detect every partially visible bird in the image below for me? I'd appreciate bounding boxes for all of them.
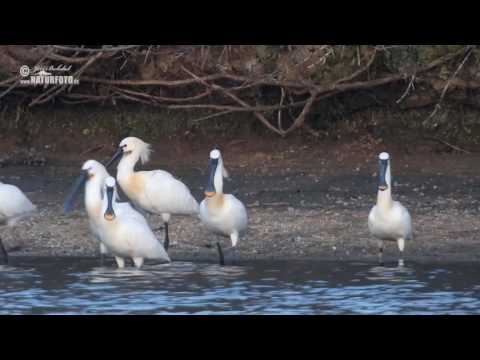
[0,180,36,263]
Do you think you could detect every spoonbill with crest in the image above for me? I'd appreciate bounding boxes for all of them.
[106,137,199,251]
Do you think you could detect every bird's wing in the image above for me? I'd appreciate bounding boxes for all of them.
[0,184,36,223]
[224,194,248,230]
[114,209,169,261]
[115,201,149,223]
[143,170,199,214]
[399,203,413,239]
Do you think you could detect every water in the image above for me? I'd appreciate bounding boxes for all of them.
[1,257,480,314]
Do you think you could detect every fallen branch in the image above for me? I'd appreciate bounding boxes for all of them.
[80,144,105,156]
[52,45,141,53]
[112,86,213,104]
[191,110,236,123]
[181,66,286,136]
[426,46,475,119]
[0,45,476,138]
[335,48,377,84]
[277,87,286,132]
[396,75,416,104]
[424,136,471,154]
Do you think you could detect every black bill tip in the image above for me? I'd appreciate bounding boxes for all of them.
[63,170,88,213]
[105,147,123,168]
[103,212,116,221]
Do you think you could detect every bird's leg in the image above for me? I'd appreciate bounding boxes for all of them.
[232,246,239,265]
[164,222,170,251]
[99,243,107,266]
[216,241,225,266]
[230,232,240,265]
[115,256,125,269]
[132,257,144,269]
[397,238,405,267]
[0,237,8,265]
[378,240,384,266]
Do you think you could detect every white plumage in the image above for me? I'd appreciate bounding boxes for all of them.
[199,149,247,261]
[200,194,248,246]
[99,176,170,269]
[81,160,112,257]
[109,137,199,251]
[368,152,412,266]
[63,160,113,258]
[0,181,36,226]
[368,204,412,243]
[0,180,36,261]
[137,169,199,216]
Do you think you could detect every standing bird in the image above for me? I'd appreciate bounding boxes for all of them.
[106,137,199,251]
[100,176,170,269]
[368,152,413,267]
[0,181,36,263]
[199,149,247,265]
[63,160,113,263]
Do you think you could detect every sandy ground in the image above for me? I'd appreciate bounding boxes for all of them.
[1,140,480,264]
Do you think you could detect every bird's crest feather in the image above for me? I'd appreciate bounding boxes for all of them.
[139,141,152,165]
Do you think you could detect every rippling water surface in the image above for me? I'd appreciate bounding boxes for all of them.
[1,257,479,314]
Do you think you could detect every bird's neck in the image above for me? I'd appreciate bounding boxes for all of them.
[117,154,138,181]
[206,193,225,211]
[377,189,393,209]
[214,160,224,195]
[85,177,104,217]
[102,190,117,213]
[377,164,392,209]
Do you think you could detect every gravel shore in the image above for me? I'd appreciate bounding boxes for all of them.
[2,150,480,264]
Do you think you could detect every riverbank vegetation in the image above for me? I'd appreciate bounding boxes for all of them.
[1,45,480,153]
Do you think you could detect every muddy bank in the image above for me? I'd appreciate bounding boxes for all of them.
[1,142,480,264]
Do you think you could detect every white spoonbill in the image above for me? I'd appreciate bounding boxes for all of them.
[199,148,247,265]
[368,152,412,267]
[100,176,170,269]
[106,137,199,251]
[63,160,114,263]
[0,180,36,263]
